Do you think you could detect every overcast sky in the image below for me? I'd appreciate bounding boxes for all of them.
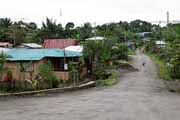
[0,0,179,26]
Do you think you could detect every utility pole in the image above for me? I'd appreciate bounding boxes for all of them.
[60,8,62,17]
[167,11,170,25]
[94,22,96,39]
[59,8,67,71]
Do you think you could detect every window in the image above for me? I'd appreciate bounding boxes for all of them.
[48,57,79,71]
[49,58,64,71]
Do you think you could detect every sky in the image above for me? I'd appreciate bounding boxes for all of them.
[0,0,179,26]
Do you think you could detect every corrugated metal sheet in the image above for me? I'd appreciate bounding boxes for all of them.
[43,39,78,49]
[0,47,10,53]
[65,45,83,53]
[85,36,105,41]
[6,49,82,61]
[22,43,42,48]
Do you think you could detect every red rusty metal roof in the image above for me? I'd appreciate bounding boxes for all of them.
[43,39,78,49]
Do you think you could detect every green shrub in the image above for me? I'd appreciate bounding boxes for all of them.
[25,79,38,90]
[38,62,53,81]
[128,49,136,55]
[149,54,172,80]
[96,79,117,86]
[109,71,119,79]
[150,43,180,80]
[96,71,119,86]
[112,43,129,60]
[47,75,59,88]
[169,48,180,79]
[38,62,60,88]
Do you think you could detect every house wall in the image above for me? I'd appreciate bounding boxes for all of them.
[4,60,70,81]
[4,60,43,81]
[54,71,69,80]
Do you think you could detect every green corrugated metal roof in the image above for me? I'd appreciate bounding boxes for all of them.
[6,49,82,61]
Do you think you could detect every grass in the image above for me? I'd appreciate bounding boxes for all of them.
[96,71,119,86]
[128,49,136,55]
[0,91,7,95]
[148,53,172,81]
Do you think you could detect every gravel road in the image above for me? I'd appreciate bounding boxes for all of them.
[0,54,180,120]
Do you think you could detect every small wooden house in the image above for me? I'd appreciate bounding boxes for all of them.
[155,41,166,48]
[5,49,82,81]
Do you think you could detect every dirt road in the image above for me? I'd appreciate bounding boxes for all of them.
[0,54,180,120]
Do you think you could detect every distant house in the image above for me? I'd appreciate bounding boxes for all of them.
[5,49,82,81]
[124,41,135,49]
[136,32,152,38]
[43,39,78,49]
[85,36,106,41]
[15,43,42,49]
[0,42,12,48]
[156,41,166,48]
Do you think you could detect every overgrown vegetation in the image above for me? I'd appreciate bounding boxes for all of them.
[37,62,60,88]
[148,53,172,80]
[96,71,119,86]
[145,23,180,80]
[0,18,157,44]
[1,16,180,92]
[83,40,128,81]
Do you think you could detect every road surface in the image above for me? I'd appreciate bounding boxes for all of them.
[0,54,180,120]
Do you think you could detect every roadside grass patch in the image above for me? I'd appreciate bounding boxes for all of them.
[96,71,119,87]
[128,49,136,55]
[148,53,172,81]
[0,91,7,95]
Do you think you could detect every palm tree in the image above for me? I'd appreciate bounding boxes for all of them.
[40,17,63,39]
[0,18,12,28]
[65,22,75,30]
[0,18,13,41]
[9,22,27,45]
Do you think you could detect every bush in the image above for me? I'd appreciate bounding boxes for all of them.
[149,54,172,80]
[112,43,128,60]
[147,41,180,80]
[96,79,117,86]
[169,44,180,79]
[38,62,60,88]
[47,75,59,88]
[38,61,53,81]
[128,49,136,55]
[156,43,180,79]
[96,71,119,86]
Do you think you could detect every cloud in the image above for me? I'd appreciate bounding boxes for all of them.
[0,0,179,26]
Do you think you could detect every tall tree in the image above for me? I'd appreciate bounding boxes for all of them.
[130,20,152,32]
[65,22,75,30]
[76,22,93,40]
[0,18,13,41]
[9,22,27,44]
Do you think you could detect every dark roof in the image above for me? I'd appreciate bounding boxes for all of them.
[43,39,78,49]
